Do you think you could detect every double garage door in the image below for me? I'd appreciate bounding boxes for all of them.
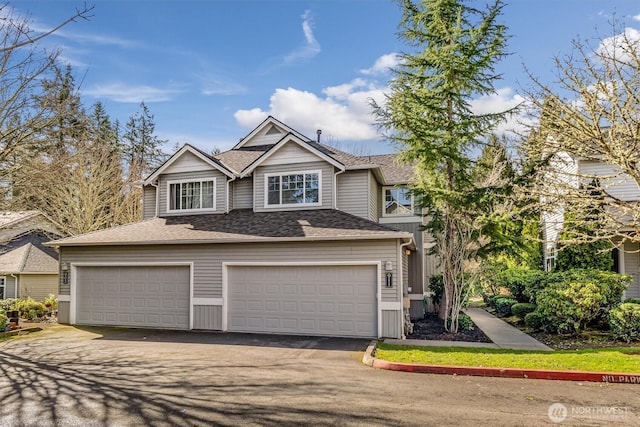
[75,264,377,338]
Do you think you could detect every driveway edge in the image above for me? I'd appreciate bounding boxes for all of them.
[362,340,640,384]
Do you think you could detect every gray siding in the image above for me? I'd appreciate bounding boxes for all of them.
[381,310,400,338]
[142,185,157,219]
[369,172,379,222]
[58,301,70,324]
[337,171,369,219]
[193,305,223,330]
[59,239,401,302]
[3,275,16,298]
[158,170,227,217]
[232,178,253,209]
[624,242,640,299]
[386,222,424,293]
[253,161,334,212]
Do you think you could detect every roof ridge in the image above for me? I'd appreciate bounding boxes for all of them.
[17,242,32,273]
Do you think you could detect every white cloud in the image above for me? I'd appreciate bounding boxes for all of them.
[284,10,321,64]
[633,14,640,22]
[470,87,530,135]
[200,75,248,96]
[359,53,401,75]
[597,27,640,64]
[83,83,184,103]
[235,85,384,142]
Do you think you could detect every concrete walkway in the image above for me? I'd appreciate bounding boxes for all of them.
[385,308,552,351]
[464,308,552,351]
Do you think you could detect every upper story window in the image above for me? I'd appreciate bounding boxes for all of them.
[167,178,216,212]
[383,186,413,216]
[266,170,321,207]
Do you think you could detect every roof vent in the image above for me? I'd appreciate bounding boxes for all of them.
[316,129,322,143]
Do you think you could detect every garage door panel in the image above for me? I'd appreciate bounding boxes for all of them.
[76,265,190,330]
[229,265,377,338]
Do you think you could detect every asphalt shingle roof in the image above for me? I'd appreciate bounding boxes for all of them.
[0,243,58,273]
[368,154,417,185]
[47,209,413,247]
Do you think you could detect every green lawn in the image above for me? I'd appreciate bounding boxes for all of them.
[375,342,640,373]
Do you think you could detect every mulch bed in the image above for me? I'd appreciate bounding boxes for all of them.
[407,314,492,343]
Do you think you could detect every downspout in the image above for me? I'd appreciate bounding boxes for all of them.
[11,273,18,298]
[149,182,159,217]
[226,176,236,214]
[333,169,344,210]
[398,240,413,339]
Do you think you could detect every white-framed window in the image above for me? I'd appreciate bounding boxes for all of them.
[383,186,413,217]
[265,170,321,207]
[167,178,216,212]
[0,276,5,299]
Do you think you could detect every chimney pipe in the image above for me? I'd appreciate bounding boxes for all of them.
[316,129,322,143]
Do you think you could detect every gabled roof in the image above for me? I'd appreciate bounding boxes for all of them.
[233,116,310,150]
[239,133,345,178]
[144,144,235,183]
[0,243,58,274]
[368,154,417,185]
[46,209,413,247]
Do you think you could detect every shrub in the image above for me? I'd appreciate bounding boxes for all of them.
[0,298,17,312]
[494,296,518,317]
[609,303,640,342]
[456,313,474,331]
[624,298,640,305]
[524,311,544,330]
[13,298,45,320]
[428,274,444,306]
[0,311,7,331]
[511,303,537,319]
[495,269,546,303]
[534,269,630,334]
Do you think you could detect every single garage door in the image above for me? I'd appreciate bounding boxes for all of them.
[228,265,377,338]
[76,265,190,329]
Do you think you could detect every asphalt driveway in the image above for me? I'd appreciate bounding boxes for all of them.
[0,325,639,426]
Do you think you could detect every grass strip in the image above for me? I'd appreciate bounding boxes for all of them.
[375,342,640,373]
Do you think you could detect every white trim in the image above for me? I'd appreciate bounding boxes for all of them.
[69,262,194,329]
[379,216,421,224]
[222,261,383,338]
[382,185,415,218]
[57,295,70,302]
[233,116,309,150]
[240,134,345,178]
[145,144,234,183]
[166,177,217,214]
[263,169,322,209]
[380,301,403,310]
[192,297,223,306]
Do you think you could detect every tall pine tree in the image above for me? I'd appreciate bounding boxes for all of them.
[374,0,512,331]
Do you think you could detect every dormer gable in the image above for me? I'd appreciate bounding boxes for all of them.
[234,116,311,149]
[240,133,345,178]
[144,144,234,184]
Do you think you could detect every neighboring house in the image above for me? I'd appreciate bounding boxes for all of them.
[0,211,65,301]
[48,117,437,338]
[542,153,640,300]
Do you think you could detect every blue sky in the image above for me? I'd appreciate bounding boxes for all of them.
[13,0,640,155]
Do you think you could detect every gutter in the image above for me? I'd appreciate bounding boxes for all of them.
[226,176,236,214]
[11,273,18,298]
[398,240,413,340]
[150,181,159,217]
[333,169,344,209]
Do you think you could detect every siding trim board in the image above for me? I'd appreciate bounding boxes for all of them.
[222,261,383,337]
[69,262,194,328]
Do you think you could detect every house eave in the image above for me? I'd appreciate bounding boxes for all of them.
[47,233,414,248]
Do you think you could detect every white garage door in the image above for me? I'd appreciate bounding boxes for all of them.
[76,265,190,329]
[228,265,377,338]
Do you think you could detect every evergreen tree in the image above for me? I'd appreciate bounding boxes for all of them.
[374,0,513,331]
[122,102,167,180]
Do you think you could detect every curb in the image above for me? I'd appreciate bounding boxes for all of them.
[362,340,640,384]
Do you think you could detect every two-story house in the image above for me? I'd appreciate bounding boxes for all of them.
[542,152,640,300]
[48,117,432,339]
